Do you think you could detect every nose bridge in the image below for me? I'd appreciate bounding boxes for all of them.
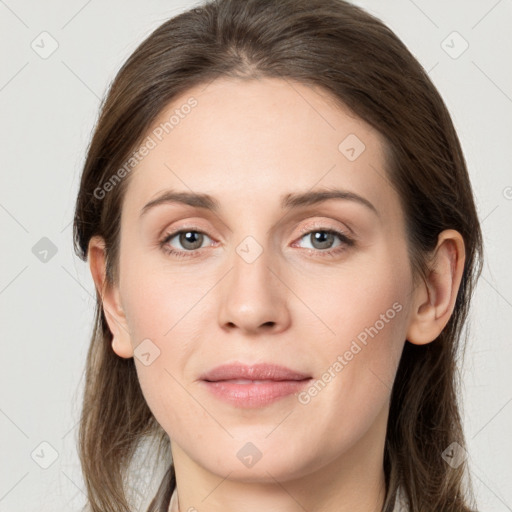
[233,236,273,291]
[217,232,289,332]
[230,234,278,305]
[228,211,277,287]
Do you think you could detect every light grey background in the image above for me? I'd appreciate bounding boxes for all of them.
[1,0,511,511]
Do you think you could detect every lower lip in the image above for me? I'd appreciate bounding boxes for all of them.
[201,379,312,408]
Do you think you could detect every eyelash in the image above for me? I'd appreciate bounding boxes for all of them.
[158,225,355,260]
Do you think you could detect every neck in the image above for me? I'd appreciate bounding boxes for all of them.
[169,403,389,512]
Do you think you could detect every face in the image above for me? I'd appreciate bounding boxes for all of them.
[110,77,416,484]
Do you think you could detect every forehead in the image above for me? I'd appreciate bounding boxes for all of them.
[123,77,399,224]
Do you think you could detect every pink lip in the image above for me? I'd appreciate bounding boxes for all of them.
[199,362,311,382]
[199,363,312,408]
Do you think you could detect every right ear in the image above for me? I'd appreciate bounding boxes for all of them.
[88,236,134,359]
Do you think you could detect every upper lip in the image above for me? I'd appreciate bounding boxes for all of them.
[200,363,311,382]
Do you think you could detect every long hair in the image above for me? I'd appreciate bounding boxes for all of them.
[72,1,484,510]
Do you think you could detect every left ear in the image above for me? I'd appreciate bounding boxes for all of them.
[406,229,466,345]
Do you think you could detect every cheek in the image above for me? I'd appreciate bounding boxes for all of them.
[310,280,406,398]
[121,270,203,381]
[296,249,410,418]
[293,292,406,460]
[118,254,211,431]
[119,242,205,342]
[298,245,410,350]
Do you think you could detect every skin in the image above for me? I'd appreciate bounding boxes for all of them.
[88,77,465,512]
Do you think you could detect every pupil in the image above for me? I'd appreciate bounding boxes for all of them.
[182,231,202,249]
[313,231,333,249]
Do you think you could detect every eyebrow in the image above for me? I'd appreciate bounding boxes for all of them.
[140,188,379,218]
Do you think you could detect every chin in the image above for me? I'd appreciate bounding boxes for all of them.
[196,446,320,484]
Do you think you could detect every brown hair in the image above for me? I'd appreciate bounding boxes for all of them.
[73,0,483,510]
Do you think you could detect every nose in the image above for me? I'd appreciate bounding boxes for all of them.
[217,245,291,335]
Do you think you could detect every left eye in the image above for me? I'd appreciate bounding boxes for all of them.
[296,228,350,251]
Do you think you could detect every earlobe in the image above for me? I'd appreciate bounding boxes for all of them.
[406,229,465,345]
[88,236,134,359]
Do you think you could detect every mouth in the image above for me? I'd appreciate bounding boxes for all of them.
[199,362,311,382]
[211,379,295,384]
[201,379,312,408]
[199,362,312,408]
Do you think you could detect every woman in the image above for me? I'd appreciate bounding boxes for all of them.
[73,0,483,510]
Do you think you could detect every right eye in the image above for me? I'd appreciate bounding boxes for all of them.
[159,229,215,258]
